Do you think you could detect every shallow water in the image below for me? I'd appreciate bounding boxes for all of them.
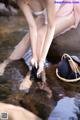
[0,15,80,120]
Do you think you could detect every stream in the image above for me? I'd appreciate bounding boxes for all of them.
[0,14,80,120]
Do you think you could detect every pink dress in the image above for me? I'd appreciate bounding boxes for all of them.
[55,0,80,34]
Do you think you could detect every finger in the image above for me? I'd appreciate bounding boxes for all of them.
[35,62,38,69]
[31,58,35,66]
[37,69,41,77]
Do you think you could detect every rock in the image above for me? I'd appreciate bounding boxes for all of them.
[0,102,41,120]
[0,15,27,60]
[47,24,80,63]
[0,0,19,9]
[0,3,18,16]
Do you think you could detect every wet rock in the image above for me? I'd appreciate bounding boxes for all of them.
[0,3,18,16]
[0,0,18,9]
[47,24,80,63]
[19,93,53,119]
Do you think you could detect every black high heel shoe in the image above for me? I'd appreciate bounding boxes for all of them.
[30,66,38,81]
[30,65,42,82]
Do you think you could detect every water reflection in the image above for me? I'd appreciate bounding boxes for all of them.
[48,96,80,120]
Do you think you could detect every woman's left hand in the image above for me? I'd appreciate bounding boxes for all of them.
[30,57,38,68]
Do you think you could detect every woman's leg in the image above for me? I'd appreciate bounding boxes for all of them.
[37,13,75,75]
[0,33,30,75]
[10,34,30,60]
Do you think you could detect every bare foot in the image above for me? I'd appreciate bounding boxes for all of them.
[19,72,33,93]
[41,69,46,82]
[0,62,7,76]
[37,81,52,98]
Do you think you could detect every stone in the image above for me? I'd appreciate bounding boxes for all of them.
[0,3,18,16]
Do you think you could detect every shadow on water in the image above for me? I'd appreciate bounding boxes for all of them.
[0,15,80,120]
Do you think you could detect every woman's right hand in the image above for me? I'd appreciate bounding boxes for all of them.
[30,57,38,68]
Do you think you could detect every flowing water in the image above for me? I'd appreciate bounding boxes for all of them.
[0,15,80,120]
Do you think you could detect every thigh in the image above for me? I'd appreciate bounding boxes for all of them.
[36,12,75,44]
[55,12,75,37]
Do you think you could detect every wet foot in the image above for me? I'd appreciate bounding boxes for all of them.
[19,72,33,93]
[37,81,52,98]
